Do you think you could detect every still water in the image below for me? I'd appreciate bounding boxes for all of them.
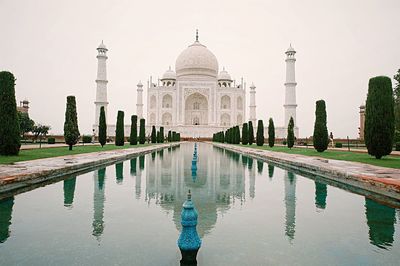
[0,143,399,265]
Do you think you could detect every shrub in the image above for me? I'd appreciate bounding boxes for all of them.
[47,137,56,144]
[64,96,80,151]
[313,100,329,152]
[268,118,275,147]
[98,106,107,147]
[365,76,395,159]
[248,121,254,145]
[139,118,146,144]
[287,117,295,149]
[82,135,92,143]
[0,71,21,155]
[335,142,343,148]
[130,115,138,145]
[256,120,264,146]
[283,140,287,145]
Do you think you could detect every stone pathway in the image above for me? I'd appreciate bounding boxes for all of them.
[0,143,179,193]
[212,143,400,200]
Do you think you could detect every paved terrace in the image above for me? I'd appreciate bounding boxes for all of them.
[0,142,180,194]
[212,143,400,201]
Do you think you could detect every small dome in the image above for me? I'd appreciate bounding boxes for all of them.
[97,40,107,50]
[218,68,232,81]
[286,44,295,53]
[161,66,176,80]
[137,81,143,87]
[175,40,219,78]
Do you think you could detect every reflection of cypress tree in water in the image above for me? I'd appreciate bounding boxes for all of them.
[115,162,124,184]
[287,171,295,184]
[151,152,156,161]
[0,197,14,243]
[284,171,296,242]
[257,160,264,175]
[241,155,248,166]
[98,168,105,190]
[63,177,76,208]
[315,182,327,210]
[158,149,164,159]
[365,198,396,249]
[93,169,106,241]
[247,157,253,170]
[268,164,274,179]
[139,155,145,170]
[130,158,137,176]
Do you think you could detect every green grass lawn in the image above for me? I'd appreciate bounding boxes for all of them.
[0,143,156,164]
[236,144,400,169]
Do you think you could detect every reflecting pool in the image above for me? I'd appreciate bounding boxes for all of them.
[0,143,399,265]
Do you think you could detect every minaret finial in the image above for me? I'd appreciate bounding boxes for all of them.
[196,29,199,42]
[187,189,192,200]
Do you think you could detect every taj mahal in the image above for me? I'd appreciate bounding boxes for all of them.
[94,31,299,138]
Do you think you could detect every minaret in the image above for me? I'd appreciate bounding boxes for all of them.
[249,83,256,125]
[94,41,109,127]
[136,81,144,119]
[284,44,297,129]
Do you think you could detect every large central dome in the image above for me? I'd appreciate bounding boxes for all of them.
[175,40,219,78]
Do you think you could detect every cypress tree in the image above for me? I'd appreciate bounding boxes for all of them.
[287,116,295,149]
[139,118,146,144]
[365,76,395,159]
[130,115,138,145]
[221,131,225,143]
[64,96,80,151]
[242,123,249,145]
[168,130,172,142]
[115,111,125,146]
[0,71,20,155]
[256,120,264,146]
[160,127,164,143]
[268,118,275,148]
[313,100,329,152]
[248,121,254,145]
[98,106,107,147]
[151,126,157,143]
[236,126,241,144]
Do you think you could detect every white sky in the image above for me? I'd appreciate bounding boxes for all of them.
[1,0,399,138]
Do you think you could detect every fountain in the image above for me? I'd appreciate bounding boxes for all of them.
[177,190,201,265]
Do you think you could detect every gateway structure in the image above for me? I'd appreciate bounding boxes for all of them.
[93,33,299,138]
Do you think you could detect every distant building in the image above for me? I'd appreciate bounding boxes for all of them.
[17,99,29,114]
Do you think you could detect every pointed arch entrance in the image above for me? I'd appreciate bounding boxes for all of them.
[185,93,208,125]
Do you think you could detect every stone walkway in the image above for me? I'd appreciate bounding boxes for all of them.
[212,143,400,201]
[0,143,179,194]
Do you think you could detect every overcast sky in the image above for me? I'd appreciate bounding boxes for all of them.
[1,0,399,138]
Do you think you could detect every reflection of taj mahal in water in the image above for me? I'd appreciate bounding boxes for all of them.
[144,144,248,237]
[93,31,299,138]
[0,146,397,249]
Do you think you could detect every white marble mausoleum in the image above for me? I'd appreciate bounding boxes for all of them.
[93,32,299,138]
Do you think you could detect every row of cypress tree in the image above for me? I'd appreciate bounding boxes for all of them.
[150,125,166,143]
[98,110,147,147]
